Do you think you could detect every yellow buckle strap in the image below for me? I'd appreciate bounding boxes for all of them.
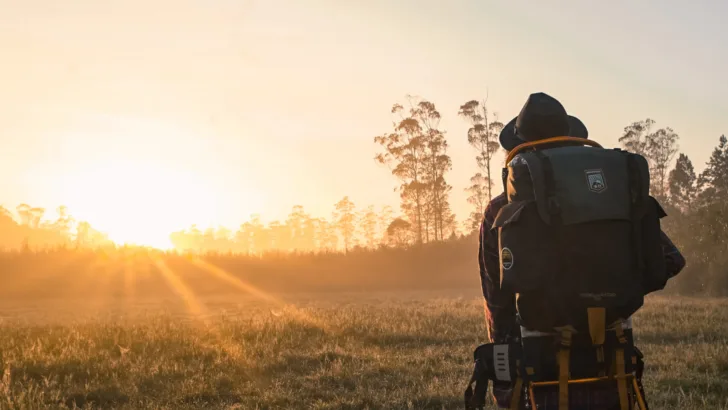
[587,307,606,345]
[612,320,628,345]
[589,307,608,377]
[558,330,572,410]
[528,385,538,410]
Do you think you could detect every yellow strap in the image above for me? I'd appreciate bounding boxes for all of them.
[505,136,603,164]
[587,307,606,345]
[528,386,538,410]
[558,330,572,410]
[510,377,523,410]
[614,325,630,410]
[557,328,573,347]
[632,377,648,410]
[588,307,608,377]
[615,349,629,410]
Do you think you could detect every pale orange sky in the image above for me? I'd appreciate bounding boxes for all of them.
[1,0,726,247]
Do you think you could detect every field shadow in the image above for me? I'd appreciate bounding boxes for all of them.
[137,372,190,396]
[13,359,95,384]
[178,392,244,407]
[64,386,129,409]
[261,351,359,377]
[342,329,472,349]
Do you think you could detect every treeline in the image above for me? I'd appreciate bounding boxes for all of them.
[168,200,408,254]
[0,95,726,295]
[0,204,113,251]
[658,133,728,295]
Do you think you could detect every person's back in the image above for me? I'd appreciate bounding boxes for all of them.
[467,92,686,410]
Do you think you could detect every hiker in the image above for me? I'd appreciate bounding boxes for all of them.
[471,92,686,410]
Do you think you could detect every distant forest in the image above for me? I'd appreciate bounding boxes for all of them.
[1,96,726,295]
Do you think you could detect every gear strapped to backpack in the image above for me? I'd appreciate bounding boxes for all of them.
[465,137,666,410]
[464,339,649,410]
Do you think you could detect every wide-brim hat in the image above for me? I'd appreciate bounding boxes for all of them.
[499,92,588,151]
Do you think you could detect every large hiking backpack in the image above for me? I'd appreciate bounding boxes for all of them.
[493,137,667,333]
[466,137,667,410]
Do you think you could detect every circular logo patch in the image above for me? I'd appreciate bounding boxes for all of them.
[501,247,514,270]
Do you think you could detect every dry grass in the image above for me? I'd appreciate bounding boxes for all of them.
[0,292,725,409]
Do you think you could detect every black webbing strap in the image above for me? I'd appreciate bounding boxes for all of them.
[613,323,630,410]
[634,347,650,410]
[626,154,645,272]
[534,151,562,225]
[464,358,489,410]
[502,167,509,196]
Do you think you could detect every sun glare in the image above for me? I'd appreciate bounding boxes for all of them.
[62,159,217,250]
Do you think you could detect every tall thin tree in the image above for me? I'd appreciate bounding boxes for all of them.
[458,99,503,202]
[668,153,698,213]
[414,99,452,241]
[375,96,451,244]
[333,196,357,253]
[620,119,679,200]
[698,134,728,205]
[359,205,379,249]
[619,119,655,158]
[646,127,680,200]
[465,173,489,231]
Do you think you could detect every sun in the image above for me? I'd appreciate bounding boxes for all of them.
[62,159,217,250]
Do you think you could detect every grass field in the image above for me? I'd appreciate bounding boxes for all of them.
[0,290,725,410]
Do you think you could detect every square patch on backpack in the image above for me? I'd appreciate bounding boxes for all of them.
[585,169,607,193]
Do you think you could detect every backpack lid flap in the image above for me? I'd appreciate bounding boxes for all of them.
[533,147,634,225]
[492,200,529,230]
[512,152,553,223]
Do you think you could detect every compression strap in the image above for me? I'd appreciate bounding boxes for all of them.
[588,307,607,377]
[557,329,572,410]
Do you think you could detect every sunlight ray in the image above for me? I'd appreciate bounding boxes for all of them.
[152,256,206,318]
[122,256,136,312]
[190,257,330,331]
[150,254,267,388]
[80,251,116,315]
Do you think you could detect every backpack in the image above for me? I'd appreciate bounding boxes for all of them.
[480,137,666,410]
[493,137,667,334]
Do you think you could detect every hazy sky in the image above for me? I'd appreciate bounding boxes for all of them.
[1,0,726,246]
